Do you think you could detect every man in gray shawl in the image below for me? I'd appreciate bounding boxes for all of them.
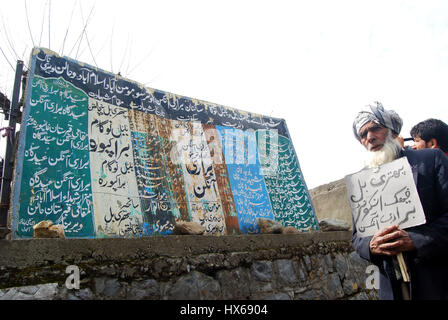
[352,101,448,300]
[353,101,404,168]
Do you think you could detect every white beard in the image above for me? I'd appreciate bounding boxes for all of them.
[364,132,402,168]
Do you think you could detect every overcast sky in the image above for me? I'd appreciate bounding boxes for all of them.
[1,0,448,189]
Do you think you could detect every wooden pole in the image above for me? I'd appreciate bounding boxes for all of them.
[0,60,23,229]
[397,252,410,282]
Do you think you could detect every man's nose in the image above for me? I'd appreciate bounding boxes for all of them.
[411,144,417,150]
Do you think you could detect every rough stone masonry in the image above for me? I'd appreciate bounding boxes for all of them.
[0,231,377,300]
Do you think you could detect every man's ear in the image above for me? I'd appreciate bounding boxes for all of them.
[427,138,439,149]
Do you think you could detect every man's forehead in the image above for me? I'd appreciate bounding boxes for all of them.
[358,121,385,134]
[359,121,384,132]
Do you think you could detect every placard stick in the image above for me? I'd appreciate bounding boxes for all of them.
[397,252,410,282]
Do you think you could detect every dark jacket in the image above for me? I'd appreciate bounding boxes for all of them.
[352,148,448,299]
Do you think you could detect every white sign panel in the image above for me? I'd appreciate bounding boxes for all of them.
[345,157,426,237]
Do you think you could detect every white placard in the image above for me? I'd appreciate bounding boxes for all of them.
[345,157,426,237]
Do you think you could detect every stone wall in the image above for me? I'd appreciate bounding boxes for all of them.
[0,232,377,300]
[309,179,353,229]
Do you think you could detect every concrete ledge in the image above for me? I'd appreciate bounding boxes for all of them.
[0,231,352,268]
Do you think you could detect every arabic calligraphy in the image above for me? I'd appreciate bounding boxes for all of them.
[89,98,144,237]
[346,157,426,237]
[202,124,240,234]
[33,48,288,136]
[12,48,319,238]
[258,133,318,231]
[128,109,178,235]
[17,76,94,237]
[216,126,273,233]
[172,121,227,235]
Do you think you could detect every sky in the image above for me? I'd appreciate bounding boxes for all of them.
[1,0,448,189]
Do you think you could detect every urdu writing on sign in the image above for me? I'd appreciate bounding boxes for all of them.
[345,157,426,237]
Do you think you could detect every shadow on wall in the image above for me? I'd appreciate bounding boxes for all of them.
[309,179,352,230]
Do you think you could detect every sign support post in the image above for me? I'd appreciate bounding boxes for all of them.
[0,60,23,231]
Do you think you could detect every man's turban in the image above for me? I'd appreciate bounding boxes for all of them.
[353,101,403,141]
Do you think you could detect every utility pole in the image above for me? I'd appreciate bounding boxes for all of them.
[0,60,24,235]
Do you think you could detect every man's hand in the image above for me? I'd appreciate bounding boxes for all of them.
[369,224,416,256]
[396,135,405,148]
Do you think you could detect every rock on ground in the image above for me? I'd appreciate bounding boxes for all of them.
[173,221,205,235]
[318,218,350,231]
[257,218,283,234]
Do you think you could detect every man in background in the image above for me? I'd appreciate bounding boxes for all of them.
[351,101,448,300]
[410,118,448,156]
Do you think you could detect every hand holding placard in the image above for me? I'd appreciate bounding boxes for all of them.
[346,157,426,283]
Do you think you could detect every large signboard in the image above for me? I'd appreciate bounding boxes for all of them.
[11,47,318,238]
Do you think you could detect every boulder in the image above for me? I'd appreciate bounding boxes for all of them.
[173,221,205,235]
[49,224,66,238]
[282,226,300,234]
[318,218,350,231]
[257,218,283,234]
[33,220,66,238]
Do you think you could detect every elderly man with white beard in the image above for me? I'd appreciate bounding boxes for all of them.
[352,101,448,300]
